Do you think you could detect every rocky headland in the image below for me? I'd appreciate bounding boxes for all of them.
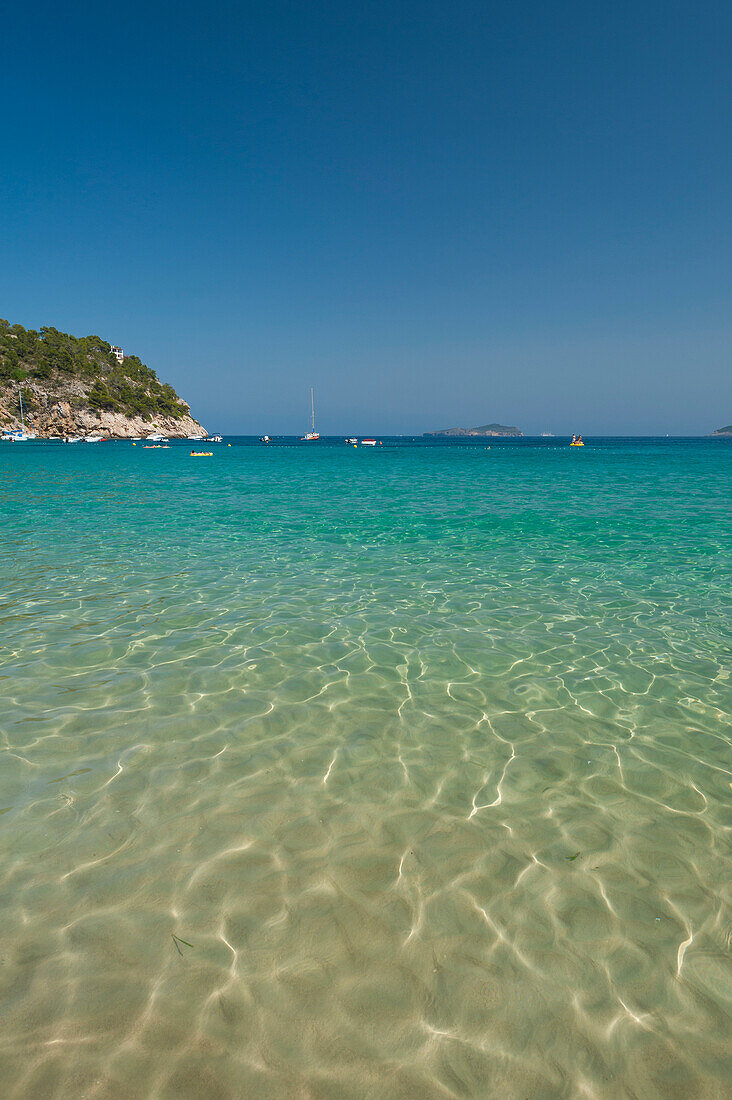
[0,319,206,438]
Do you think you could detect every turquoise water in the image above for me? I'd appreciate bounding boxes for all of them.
[1,437,730,1098]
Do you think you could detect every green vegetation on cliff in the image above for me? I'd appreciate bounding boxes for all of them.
[0,319,190,420]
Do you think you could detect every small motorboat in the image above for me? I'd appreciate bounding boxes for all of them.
[206,435,223,443]
[260,435,271,443]
[360,438,377,446]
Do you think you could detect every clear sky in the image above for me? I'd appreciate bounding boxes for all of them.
[1,1,730,434]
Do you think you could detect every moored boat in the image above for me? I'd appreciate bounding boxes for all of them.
[301,388,320,440]
[2,389,36,440]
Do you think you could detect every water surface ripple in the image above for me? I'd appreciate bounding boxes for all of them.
[0,438,730,1098]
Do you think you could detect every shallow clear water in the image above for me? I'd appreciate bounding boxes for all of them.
[1,437,730,1098]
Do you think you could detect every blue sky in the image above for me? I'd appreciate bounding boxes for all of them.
[1,1,730,434]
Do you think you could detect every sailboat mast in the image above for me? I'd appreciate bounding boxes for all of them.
[310,387,315,433]
[18,386,25,430]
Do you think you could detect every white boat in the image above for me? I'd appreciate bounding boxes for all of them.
[64,436,83,443]
[361,438,377,446]
[84,434,105,443]
[206,434,223,443]
[260,435,271,443]
[3,390,36,440]
[187,434,206,441]
[540,432,555,437]
[301,388,320,440]
[145,433,169,443]
[345,437,357,445]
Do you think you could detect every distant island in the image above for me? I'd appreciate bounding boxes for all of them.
[0,319,206,438]
[711,425,732,436]
[425,423,523,437]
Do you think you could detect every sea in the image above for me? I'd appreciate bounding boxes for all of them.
[1,436,730,1098]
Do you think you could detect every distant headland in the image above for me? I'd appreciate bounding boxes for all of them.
[0,319,205,438]
[711,425,732,436]
[424,423,523,438]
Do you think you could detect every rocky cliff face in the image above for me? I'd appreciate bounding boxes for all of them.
[1,376,207,438]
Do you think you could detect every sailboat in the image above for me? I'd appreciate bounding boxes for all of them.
[301,387,320,441]
[2,388,36,440]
